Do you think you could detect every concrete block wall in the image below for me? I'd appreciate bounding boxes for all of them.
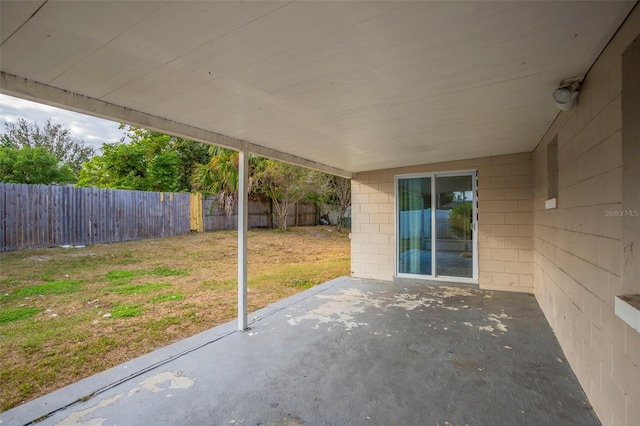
[476,153,534,292]
[532,7,640,425]
[351,152,534,292]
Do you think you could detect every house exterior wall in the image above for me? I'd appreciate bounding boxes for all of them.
[351,9,639,424]
[351,152,534,292]
[532,7,640,425]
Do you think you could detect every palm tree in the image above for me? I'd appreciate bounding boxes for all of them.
[191,146,260,216]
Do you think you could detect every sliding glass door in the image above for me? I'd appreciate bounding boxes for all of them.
[396,172,477,282]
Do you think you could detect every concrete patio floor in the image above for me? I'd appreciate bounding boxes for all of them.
[1,277,599,426]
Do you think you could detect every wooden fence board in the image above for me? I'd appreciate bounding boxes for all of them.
[18,185,26,248]
[0,184,6,251]
[9,184,17,251]
[5,184,13,250]
[9,184,17,250]
[0,185,4,251]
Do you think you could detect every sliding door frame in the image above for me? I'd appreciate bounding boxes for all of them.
[394,170,478,284]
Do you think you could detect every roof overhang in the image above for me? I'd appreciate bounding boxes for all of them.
[0,1,636,175]
[0,72,354,178]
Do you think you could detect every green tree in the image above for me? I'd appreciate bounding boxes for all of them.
[147,151,181,192]
[254,160,325,230]
[123,126,209,191]
[326,176,351,232]
[191,147,264,215]
[77,126,208,192]
[449,201,473,238]
[75,155,110,188]
[1,118,94,175]
[0,146,74,184]
[77,142,146,190]
[191,147,240,215]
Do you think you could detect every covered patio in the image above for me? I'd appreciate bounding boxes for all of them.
[1,1,639,423]
[2,278,597,425]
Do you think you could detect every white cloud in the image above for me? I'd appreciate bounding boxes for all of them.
[0,94,127,151]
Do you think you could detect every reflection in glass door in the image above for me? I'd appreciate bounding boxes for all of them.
[397,177,432,275]
[435,175,474,278]
[397,172,476,281]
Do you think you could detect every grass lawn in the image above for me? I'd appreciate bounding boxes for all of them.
[0,226,350,412]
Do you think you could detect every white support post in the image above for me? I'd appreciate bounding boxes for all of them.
[237,148,249,331]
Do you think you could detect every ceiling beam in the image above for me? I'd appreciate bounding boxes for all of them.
[0,72,354,179]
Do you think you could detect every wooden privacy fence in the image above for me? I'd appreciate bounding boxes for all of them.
[0,183,321,252]
[0,183,191,252]
[200,195,317,231]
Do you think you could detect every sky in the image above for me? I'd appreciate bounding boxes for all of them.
[0,93,128,151]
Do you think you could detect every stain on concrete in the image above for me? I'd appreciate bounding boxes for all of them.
[287,288,378,330]
[389,292,437,310]
[391,286,485,312]
[438,286,477,298]
[288,286,491,331]
[450,358,482,370]
[55,393,122,425]
[127,370,195,397]
[488,312,511,333]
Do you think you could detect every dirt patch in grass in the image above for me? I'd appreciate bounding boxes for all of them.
[0,226,350,412]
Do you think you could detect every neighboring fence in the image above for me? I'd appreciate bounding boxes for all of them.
[200,195,316,231]
[398,209,451,239]
[0,183,335,252]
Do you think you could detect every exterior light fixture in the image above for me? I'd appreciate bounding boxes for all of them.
[553,78,582,111]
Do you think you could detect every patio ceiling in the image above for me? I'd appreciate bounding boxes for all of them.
[0,1,635,176]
